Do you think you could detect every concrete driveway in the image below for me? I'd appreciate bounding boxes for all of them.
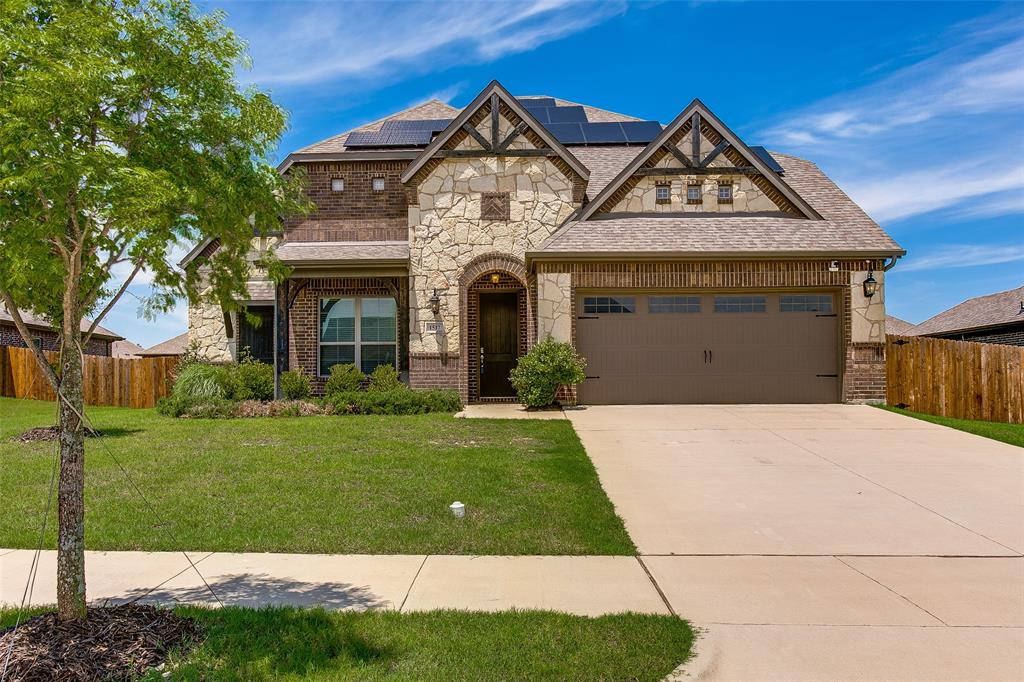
[567,405,1024,681]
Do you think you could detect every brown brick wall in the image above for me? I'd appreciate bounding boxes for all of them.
[287,276,408,394]
[284,161,409,240]
[535,259,887,403]
[1,323,111,356]
[408,352,462,391]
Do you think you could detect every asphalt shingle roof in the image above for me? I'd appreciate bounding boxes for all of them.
[275,241,410,265]
[137,332,188,357]
[537,153,904,256]
[0,306,122,340]
[910,285,1024,336]
[886,315,916,336]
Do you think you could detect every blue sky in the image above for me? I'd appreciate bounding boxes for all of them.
[105,0,1024,347]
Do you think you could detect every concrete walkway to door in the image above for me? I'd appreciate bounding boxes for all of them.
[567,404,1024,681]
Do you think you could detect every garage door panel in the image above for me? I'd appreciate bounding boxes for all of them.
[577,292,839,404]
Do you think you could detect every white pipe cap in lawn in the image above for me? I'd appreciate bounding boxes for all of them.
[450,501,465,518]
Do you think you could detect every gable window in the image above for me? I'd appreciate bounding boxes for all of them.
[714,295,766,313]
[582,296,635,314]
[780,294,833,313]
[687,183,702,205]
[655,183,671,204]
[319,297,397,376]
[372,177,385,192]
[330,178,345,192]
[717,182,733,204]
[481,192,510,221]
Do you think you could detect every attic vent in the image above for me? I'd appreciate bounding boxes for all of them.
[481,192,510,221]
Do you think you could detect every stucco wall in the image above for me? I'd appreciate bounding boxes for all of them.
[408,116,579,354]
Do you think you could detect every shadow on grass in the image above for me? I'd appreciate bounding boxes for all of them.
[171,605,397,677]
[116,572,389,611]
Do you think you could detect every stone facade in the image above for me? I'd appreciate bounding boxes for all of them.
[611,144,780,214]
[536,272,572,343]
[407,112,579,358]
[188,297,236,363]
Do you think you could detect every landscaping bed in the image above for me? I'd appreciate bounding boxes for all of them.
[0,397,634,555]
[0,606,693,681]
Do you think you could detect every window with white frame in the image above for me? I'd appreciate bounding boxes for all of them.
[686,184,702,204]
[331,178,344,192]
[655,184,671,203]
[372,178,385,191]
[717,182,733,204]
[319,297,397,376]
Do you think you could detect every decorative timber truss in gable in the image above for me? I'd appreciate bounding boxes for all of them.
[401,80,589,202]
[579,99,822,220]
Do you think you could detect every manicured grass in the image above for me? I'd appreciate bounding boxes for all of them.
[876,405,1024,448]
[0,397,634,555]
[0,606,693,681]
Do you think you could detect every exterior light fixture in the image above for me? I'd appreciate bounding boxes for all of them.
[490,273,501,284]
[429,289,441,315]
[863,270,878,298]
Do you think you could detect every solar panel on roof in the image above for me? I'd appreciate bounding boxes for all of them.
[621,121,662,144]
[749,146,784,174]
[381,118,452,132]
[345,130,433,147]
[526,107,551,123]
[547,106,587,123]
[582,122,627,144]
[521,97,556,109]
[546,123,586,144]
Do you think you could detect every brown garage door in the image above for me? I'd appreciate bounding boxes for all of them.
[576,292,839,404]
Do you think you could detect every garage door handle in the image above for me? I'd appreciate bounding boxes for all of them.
[704,350,707,364]
[577,316,599,320]
[816,374,838,378]
[585,375,600,380]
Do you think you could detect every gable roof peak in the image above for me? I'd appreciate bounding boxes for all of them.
[576,98,822,221]
[400,80,589,184]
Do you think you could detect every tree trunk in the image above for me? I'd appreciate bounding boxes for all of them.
[56,334,87,622]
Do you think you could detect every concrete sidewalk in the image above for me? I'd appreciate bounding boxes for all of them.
[0,550,666,617]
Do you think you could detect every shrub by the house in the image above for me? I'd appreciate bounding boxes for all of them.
[367,364,402,392]
[509,338,587,408]
[327,388,462,415]
[233,351,275,401]
[324,363,364,397]
[172,363,236,400]
[279,369,312,400]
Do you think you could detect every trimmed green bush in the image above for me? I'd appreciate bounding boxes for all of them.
[324,363,364,397]
[233,355,275,401]
[157,395,235,418]
[509,338,586,408]
[327,387,462,415]
[279,369,312,400]
[367,364,402,392]
[171,362,235,400]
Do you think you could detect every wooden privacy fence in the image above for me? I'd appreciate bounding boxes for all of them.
[0,345,178,409]
[886,334,1024,424]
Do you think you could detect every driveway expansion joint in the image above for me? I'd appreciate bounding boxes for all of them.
[833,555,948,626]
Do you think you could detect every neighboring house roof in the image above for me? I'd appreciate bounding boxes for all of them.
[910,285,1024,336]
[111,339,144,357]
[886,316,916,336]
[535,152,904,257]
[274,241,410,266]
[0,306,123,341]
[137,332,189,357]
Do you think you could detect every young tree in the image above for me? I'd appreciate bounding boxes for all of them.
[0,0,305,621]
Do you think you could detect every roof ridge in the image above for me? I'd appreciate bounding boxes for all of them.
[296,99,460,154]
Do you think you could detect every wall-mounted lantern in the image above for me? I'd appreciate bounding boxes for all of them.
[490,273,501,285]
[862,270,878,298]
[429,289,441,315]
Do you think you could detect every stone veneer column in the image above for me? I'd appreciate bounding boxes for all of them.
[536,272,572,343]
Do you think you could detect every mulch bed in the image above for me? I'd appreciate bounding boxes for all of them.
[10,427,99,443]
[0,604,199,681]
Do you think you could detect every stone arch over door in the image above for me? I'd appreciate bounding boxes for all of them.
[458,253,531,402]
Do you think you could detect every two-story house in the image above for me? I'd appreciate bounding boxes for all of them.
[182,81,903,405]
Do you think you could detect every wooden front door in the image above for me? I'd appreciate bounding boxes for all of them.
[479,293,519,397]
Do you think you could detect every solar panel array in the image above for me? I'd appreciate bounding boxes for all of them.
[748,146,785,174]
[344,101,664,148]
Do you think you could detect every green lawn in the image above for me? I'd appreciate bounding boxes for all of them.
[0,606,692,681]
[0,397,634,555]
[877,405,1024,448]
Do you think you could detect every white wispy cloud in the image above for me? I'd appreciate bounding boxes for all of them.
[223,0,627,88]
[897,244,1024,273]
[761,8,1024,224]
